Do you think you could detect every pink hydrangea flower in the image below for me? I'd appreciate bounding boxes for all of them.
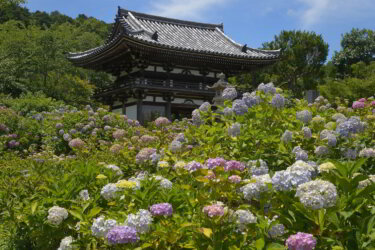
[68,138,85,149]
[203,204,225,217]
[228,175,242,183]
[155,117,170,127]
[352,101,365,109]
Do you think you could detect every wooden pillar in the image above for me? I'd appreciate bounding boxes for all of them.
[163,95,174,120]
[137,98,143,124]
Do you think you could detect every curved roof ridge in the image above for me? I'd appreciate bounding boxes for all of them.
[127,12,154,36]
[215,27,243,49]
[119,7,223,30]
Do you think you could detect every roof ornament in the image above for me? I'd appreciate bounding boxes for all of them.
[208,73,232,106]
[242,44,248,53]
[151,31,158,41]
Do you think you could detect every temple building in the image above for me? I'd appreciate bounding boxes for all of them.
[68,7,280,123]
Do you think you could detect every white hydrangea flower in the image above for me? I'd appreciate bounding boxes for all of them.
[296,180,337,210]
[105,164,123,176]
[79,189,90,201]
[296,110,312,124]
[281,130,293,143]
[318,162,336,173]
[302,126,312,139]
[57,236,74,250]
[315,146,329,156]
[47,206,68,226]
[241,174,272,200]
[233,210,257,231]
[126,209,153,234]
[153,175,173,189]
[91,216,117,238]
[358,175,375,189]
[100,183,119,200]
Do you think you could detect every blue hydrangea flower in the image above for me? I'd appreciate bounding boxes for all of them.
[271,94,285,109]
[232,99,248,115]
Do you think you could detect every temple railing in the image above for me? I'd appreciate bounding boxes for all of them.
[94,77,215,95]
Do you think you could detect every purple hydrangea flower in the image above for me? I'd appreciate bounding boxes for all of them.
[8,140,20,148]
[224,160,245,172]
[258,82,276,94]
[205,157,227,169]
[150,203,173,216]
[55,123,63,129]
[286,232,317,250]
[107,226,139,244]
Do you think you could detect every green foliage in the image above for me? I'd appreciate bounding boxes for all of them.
[0,7,112,106]
[332,28,375,75]
[261,30,329,96]
[319,61,375,102]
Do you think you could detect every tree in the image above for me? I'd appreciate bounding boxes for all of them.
[332,28,375,75]
[261,30,329,96]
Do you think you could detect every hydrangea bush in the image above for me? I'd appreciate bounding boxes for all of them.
[1,85,375,249]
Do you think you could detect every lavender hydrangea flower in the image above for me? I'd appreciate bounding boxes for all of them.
[232,99,248,115]
[136,148,157,164]
[286,232,316,250]
[55,123,63,129]
[203,204,225,217]
[222,87,237,100]
[242,92,260,108]
[192,109,203,126]
[47,206,68,226]
[247,159,269,176]
[296,180,337,210]
[359,148,375,157]
[113,129,125,139]
[224,160,245,172]
[281,130,293,143]
[228,123,241,137]
[296,110,312,124]
[315,146,329,156]
[241,174,272,200]
[63,133,71,142]
[199,102,211,112]
[258,82,276,94]
[184,161,203,172]
[68,138,85,149]
[232,210,257,230]
[223,107,233,116]
[153,175,173,189]
[126,209,153,234]
[7,140,19,148]
[106,164,123,176]
[150,203,173,216]
[343,148,357,159]
[91,217,117,238]
[272,169,311,192]
[100,183,119,200]
[107,226,139,244]
[169,140,182,153]
[205,157,226,169]
[79,189,90,201]
[228,175,242,183]
[271,94,285,109]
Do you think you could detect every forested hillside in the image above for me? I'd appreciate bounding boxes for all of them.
[0,3,113,105]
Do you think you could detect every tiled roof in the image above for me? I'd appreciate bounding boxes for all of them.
[68,7,280,61]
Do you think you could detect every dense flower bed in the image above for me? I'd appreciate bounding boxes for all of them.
[0,83,375,249]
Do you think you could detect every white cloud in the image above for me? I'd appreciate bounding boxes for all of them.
[293,0,375,28]
[150,0,231,20]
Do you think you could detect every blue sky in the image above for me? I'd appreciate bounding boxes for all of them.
[25,0,375,60]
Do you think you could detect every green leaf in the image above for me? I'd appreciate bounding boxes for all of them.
[255,237,265,250]
[69,210,83,221]
[87,207,102,218]
[266,243,286,250]
[199,228,212,238]
[31,202,38,215]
